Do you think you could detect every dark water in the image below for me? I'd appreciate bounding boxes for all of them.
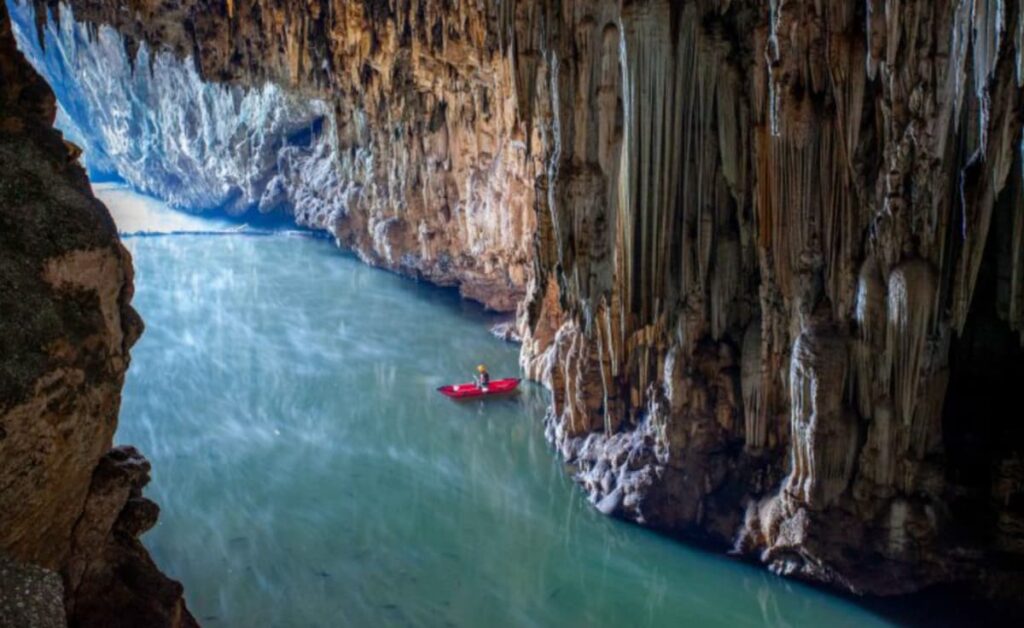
[113,198,894,627]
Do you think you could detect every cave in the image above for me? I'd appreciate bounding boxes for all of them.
[2,0,1023,626]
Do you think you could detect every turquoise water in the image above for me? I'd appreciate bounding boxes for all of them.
[116,220,895,626]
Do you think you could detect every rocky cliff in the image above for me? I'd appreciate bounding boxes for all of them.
[16,0,1024,601]
[0,2,195,625]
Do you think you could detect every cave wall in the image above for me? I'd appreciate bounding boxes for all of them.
[25,0,1024,598]
[0,2,195,624]
[517,0,1024,597]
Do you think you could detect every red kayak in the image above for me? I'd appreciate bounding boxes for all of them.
[437,378,521,399]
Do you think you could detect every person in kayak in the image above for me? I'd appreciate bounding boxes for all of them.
[475,364,490,390]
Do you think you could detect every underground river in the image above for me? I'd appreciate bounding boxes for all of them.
[104,186,894,627]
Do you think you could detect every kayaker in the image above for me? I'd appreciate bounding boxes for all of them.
[475,364,490,390]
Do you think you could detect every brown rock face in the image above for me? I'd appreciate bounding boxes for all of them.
[64,447,195,628]
[0,3,195,625]
[515,0,1024,598]
[36,0,1024,600]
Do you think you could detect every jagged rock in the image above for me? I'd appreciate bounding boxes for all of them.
[65,447,196,628]
[0,3,194,625]
[489,321,520,343]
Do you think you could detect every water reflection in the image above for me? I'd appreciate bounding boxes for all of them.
[117,231,893,627]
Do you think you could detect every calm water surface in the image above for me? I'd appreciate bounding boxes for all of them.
[111,193,894,627]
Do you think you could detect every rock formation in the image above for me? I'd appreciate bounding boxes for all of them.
[0,2,196,624]
[10,0,1024,602]
[519,0,1024,599]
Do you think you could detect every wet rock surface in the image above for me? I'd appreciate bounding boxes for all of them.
[0,3,194,625]
[14,0,1024,603]
[489,321,520,343]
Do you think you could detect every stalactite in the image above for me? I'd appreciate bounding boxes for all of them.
[717,64,747,206]
[972,0,1005,116]
[910,338,949,460]
[612,0,744,407]
[884,259,937,431]
[866,0,884,81]
[853,255,886,420]
[741,320,766,450]
[857,402,897,494]
[710,227,740,340]
[952,53,1019,332]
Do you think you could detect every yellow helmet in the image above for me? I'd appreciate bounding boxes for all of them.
[477,364,488,373]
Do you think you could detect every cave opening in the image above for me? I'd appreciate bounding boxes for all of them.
[4,0,1024,626]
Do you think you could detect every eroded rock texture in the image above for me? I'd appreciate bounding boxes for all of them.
[0,2,195,624]
[515,0,1024,598]
[24,0,1024,599]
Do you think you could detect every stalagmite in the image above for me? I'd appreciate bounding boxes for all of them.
[786,310,855,510]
